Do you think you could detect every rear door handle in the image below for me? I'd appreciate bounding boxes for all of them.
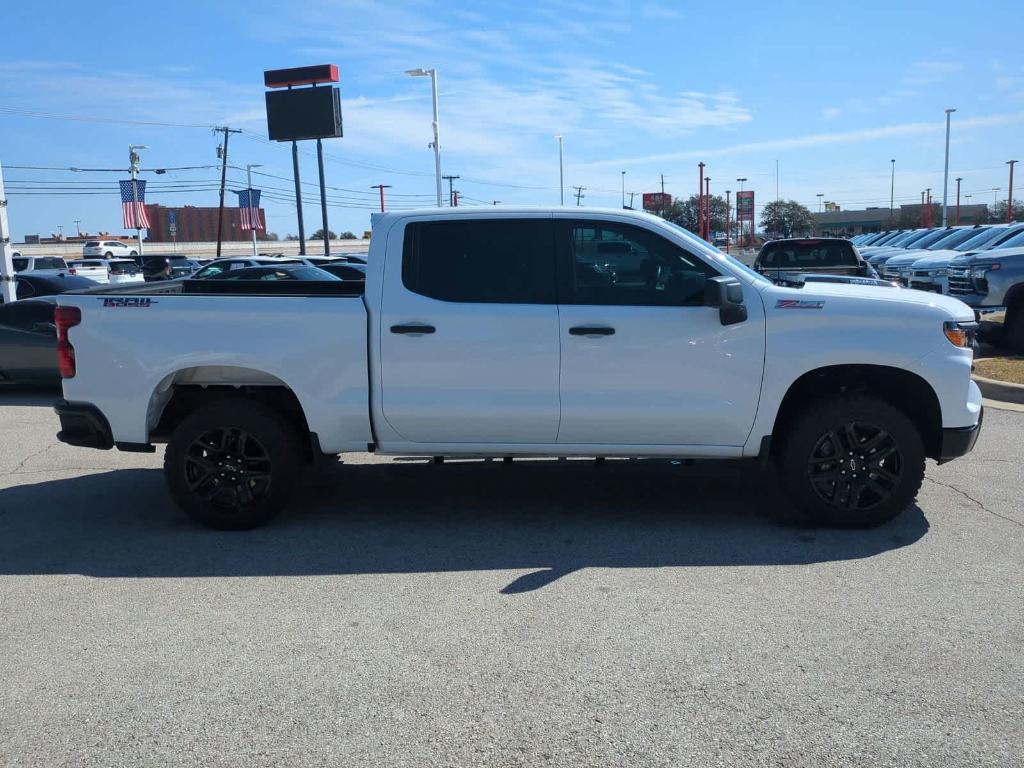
[390,324,436,335]
[569,326,615,336]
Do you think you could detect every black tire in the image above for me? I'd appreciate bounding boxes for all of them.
[129,250,138,257]
[104,251,113,258]
[164,399,302,530]
[778,394,925,528]
[1005,308,1024,354]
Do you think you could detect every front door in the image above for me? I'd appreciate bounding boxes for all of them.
[379,216,561,444]
[555,218,765,447]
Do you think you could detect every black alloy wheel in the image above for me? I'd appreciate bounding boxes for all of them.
[806,421,901,512]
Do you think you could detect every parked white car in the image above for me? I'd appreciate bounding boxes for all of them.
[82,240,138,258]
[67,260,111,283]
[106,259,144,284]
[12,255,69,272]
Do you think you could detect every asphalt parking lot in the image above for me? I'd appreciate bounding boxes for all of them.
[1,390,1022,767]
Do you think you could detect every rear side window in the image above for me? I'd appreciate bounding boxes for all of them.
[759,241,857,268]
[84,241,100,247]
[35,258,67,270]
[403,219,555,304]
[13,257,28,272]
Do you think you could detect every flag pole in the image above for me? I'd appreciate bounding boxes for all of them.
[247,165,257,258]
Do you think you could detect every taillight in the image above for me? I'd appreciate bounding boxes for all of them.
[68,268,77,275]
[55,306,81,378]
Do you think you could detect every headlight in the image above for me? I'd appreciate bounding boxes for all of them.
[971,264,1000,277]
[943,321,977,348]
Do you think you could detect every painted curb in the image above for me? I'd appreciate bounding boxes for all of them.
[972,374,1024,405]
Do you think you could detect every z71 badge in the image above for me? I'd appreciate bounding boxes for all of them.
[776,299,825,309]
[102,297,157,308]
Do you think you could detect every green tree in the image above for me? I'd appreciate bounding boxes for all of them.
[760,199,815,238]
[339,231,357,239]
[989,199,1024,223]
[310,228,337,240]
[660,194,731,236]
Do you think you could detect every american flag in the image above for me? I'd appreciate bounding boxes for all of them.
[119,179,151,229]
[235,188,264,231]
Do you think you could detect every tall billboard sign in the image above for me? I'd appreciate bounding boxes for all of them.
[736,190,755,221]
[642,192,672,213]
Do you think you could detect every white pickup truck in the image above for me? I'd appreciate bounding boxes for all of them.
[53,208,982,530]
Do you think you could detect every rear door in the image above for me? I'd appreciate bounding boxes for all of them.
[378,216,560,444]
[555,217,765,447]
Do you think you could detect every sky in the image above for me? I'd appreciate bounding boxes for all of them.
[1,0,1022,241]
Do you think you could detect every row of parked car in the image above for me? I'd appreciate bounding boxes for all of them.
[850,223,1024,351]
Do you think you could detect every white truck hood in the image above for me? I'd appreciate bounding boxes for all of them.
[768,281,975,321]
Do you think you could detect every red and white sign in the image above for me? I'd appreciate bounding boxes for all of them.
[642,192,672,212]
[736,190,755,222]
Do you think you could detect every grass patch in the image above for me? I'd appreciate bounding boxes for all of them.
[974,355,1024,385]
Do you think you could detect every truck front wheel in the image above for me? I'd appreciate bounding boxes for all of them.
[164,399,302,530]
[778,394,925,528]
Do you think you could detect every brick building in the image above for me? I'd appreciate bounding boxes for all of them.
[144,204,270,242]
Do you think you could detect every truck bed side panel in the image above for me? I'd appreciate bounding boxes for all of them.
[57,294,371,452]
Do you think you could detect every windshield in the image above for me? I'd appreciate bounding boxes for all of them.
[953,227,1008,251]
[924,228,984,250]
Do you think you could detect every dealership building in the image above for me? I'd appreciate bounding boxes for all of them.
[813,203,989,236]
[143,204,271,242]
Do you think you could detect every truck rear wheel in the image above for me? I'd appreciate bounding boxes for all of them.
[778,394,925,528]
[164,399,302,530]
[1005,308,1024,354]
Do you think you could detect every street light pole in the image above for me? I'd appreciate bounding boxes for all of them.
[128,144,148,256]
[889,159,895,219]
[736,177,747,245]
[621,170,625,208]
[942,108,956,226]
[246,163,263,258]
[555,135,564,205]
[725,190,731,253]
[955,177,962,226]
[1008,160,1018,223]
[405,68,442,207]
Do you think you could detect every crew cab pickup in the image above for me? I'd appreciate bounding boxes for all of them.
[53,208,983,530]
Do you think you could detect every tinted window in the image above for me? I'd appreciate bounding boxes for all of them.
[995,229,1024,249]
[403,219,555,304]
[35,258,66,270]
[84,241,100,247]
[561,220,715,306]
[13,257,28,272]
[925,228,983,250]
[759,240,858,268]
[15,280,36,299]
[0,300,54,331]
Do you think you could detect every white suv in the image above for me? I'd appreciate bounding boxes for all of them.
[82,240,138,258]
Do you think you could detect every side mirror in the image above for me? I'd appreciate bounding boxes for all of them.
[704,276,748,326]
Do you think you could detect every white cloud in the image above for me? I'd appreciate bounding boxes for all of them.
[641,3,683,20]
[822,107,842,120]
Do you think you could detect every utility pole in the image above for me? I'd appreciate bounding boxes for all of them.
[926,188,932,228]
[955,177,962,225]
[57,224,64,240]
[214,126,241,259]
[1008,160,1018,223]
[621,171,626,208]
[128,144,147,256]
[492,200,501,206]
[371,184,392,213]
[73,219,81,237]
[292,140,306,255]
[573,186,585,206]
[0,161,15,304]
[816,193,824,212]
[453,190,459,207]
[442,174,460,207]
[942,108,956,226]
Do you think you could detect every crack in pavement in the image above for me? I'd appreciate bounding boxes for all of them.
[5,443,56,476]
[924,476,1024,529]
